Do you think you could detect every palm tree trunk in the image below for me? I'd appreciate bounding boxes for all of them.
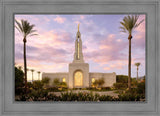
[32,72,33,83]
[23,38,27,94]
[128,35,132,90]
[38,73,40,80]
[137,67,139,81]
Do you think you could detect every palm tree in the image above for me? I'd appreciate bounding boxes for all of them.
[18,66,22,70]
[37,71,41,80]
[15,19,37,93]
[120,15,144,90]
[27,68,29,71]
[31,69,35,83]
[135,62,141,81]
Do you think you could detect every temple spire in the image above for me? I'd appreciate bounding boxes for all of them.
[73,24,84,63]
[78,23,80,32]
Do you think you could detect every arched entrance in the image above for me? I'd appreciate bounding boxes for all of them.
[74,71,83,87]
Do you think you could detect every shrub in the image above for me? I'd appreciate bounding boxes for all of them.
[27,82,33,88]
[99,95,113,101]
[59,82,67,88]
[137,82,145,94]
[42,77,50,86]
[32,80,44,90]
[113,83,128,90]
[93,78,105,88]
[116,75,128,83]
[131,78,138,87]
[52,78,60,87]
[15,91,144,101]
[61,92,103,101]
[46,94,61,101]
[53,78,67,88]
[118,93,141,101]
[101,87,111,91]
[15,66,24,95]
[47,87,58,91]
[15,87,25,96]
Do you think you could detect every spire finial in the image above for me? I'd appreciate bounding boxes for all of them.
[78,23,80,32]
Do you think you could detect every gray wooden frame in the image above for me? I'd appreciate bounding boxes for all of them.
[0,0,159,116]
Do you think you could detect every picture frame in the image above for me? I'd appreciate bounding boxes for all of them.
[0,0,159,116]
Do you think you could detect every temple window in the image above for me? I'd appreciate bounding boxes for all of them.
[92,78,95,83]
[74,71,83,87]
[62,78,66,82]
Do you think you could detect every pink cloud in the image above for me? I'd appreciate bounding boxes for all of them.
[84,34,128,65]
[54,16,66,24]
[15,14,145,77]
[43,17,50,22]
[74,21,81,24]
[15,28,74,78]
[132,16,145,49]
[80,15,85,20]
[103,60,128,71]
[25,30,74,52]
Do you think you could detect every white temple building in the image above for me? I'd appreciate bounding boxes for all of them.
[42,25,116,88]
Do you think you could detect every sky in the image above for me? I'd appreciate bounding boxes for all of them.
[15,14,145,81]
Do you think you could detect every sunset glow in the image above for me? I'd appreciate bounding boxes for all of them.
[15,14,145,81]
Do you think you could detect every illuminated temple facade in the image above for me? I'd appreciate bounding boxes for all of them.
[42,25,116,88]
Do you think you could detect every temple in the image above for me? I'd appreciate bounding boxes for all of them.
[42,24,116,88]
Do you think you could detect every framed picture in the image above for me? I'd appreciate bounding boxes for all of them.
[14,14,146,101]
[0,0,159,116]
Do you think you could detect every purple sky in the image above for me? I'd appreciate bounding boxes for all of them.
[15,14,145,81]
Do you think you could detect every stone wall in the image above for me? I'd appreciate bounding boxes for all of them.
[89,72,116,87]
[42,72,116,88]
[42,73,69,86]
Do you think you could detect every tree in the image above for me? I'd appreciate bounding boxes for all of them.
[15,19,37,93]
[131,78,138,88]
[42,77,50,87]
[15,66,24,89]
[52,78,60,87]
[93,80,98,88]
[114,75,129,90]
[93,78,105,88]
[18,66,23,70]
[30,69,35,83]
[137,81,145,95]
[98,78,105,87]
[37,71,41,80]
[116,75,128,83]
[32,80,44,90]
[59,82,67,88]
[120,15,144,90]
[51,78,67,89]
[135,62,141,81]
[27,68,30,71]
[15,66,24,95]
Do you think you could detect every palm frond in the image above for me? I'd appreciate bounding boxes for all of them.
[135,62,141,66]
[120,15,144,35]
[134,19,144,29]
[15,19,37,39]
[29,34,38,37]
[15,20,23,33]
[119,26,127,33]
[30,30,37,34]
[15,25,21,33]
